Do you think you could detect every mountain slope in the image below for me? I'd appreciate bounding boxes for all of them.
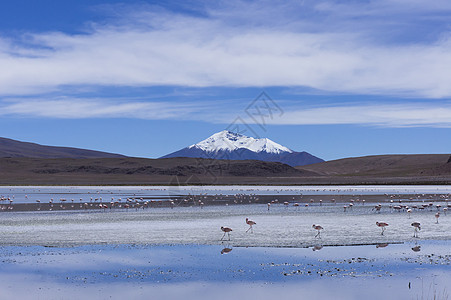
[161,130,323,166]
[0,137,126,159]
[297,154,451,176]
[0,157,318,185]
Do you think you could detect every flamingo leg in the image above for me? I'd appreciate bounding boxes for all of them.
[246,226,251,233]
[228,232,231,241]
[221,232,226,240]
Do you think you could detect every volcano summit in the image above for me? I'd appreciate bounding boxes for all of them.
[161,130,323,167]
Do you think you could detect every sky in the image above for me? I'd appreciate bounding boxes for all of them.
[0,0,450,161]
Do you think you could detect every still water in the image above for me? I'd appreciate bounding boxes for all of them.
[0,241,449,300]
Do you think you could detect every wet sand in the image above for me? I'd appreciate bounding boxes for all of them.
[1,199,450,247]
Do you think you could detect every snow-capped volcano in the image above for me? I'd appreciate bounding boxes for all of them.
[189,130,293,154]
[161,130,323,167]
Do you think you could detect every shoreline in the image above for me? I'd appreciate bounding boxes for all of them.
[1,179,450,186]
[2,193,450,211]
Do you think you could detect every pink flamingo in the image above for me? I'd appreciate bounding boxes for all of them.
[245,218,256,233]
[221,226,232,241]
[376,222,389,235]
[411,222,421,238]
[312,224,323,238]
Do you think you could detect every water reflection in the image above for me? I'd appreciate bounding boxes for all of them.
[0,241,449,300]
[312,245,323,251]
[221,247,233,254]
[411,245,421,252]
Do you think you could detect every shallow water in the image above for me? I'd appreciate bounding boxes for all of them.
[1,202,450,247]
[1,185,450,204]
[0,242,450,300]
[1,185,450,299]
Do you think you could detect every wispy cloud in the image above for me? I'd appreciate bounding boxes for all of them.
[0,98,210,120]
[245,102,451,128]
[1,1,451,97]
[2,97,451,128]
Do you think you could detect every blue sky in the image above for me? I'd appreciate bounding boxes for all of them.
[0,0,450,161]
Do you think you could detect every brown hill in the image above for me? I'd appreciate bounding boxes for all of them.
[297,154,451,177]
[0,154,450,186]
[0,137,125,159]
[0,157,316,185]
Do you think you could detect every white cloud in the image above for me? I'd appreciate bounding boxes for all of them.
[1,1,451,97]
[2,97,451,128]
[0,98,209,120]
[248,103,451,127]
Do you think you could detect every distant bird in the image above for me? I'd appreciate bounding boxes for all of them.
[411,222,421,238]
[407,209,412,218]
[221,226,232,241]
[245,218,256,233]
[376,222,389,235]
[372,204,382,213]
[376,243,388,248]
[267,203,271,211]
[312,224,323,238]
[435,212,440,224]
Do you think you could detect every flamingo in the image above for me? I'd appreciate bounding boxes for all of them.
[411,222,421,238]
[373,204,382,213]
[312,224,323,238]
[245,218,256,233]
[221,226,232,241]
[407,209,412,218]
[435,212,440,224]
[376,222,389,235]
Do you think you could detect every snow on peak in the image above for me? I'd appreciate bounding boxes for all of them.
[188,130,293,154]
